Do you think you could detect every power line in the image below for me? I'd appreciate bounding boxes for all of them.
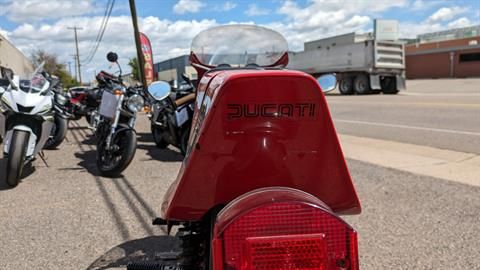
[81,0,111,63]
[81,0,115,65]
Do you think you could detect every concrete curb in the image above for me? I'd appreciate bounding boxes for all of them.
[339,134,480,187]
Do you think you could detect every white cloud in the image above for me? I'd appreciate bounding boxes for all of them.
[447,17,472,29]
[399,4,475,38]
[6,15,217,81]
[245,4,270,16]
[173,0,205,14]
[344,15,371,28]
[274,0,380,50]
[0,27,10,41]
[1,0,95,23]
[215,1,237,12]
[3,0,477,83]
[410,0,444,11]
[399,22,444,38]
[427,6,467,23]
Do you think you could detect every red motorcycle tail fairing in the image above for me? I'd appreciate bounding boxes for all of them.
[161,69,361,221]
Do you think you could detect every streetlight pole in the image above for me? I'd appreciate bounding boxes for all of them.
[129,0,147,87]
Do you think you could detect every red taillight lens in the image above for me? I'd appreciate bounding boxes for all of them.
[244,234,328,270]
[218,202,358,270]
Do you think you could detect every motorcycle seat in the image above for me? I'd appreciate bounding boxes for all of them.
[175,93,195,107]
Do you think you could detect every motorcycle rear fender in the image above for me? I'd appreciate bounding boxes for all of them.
[3,125,37,156]
[161,69,361,221]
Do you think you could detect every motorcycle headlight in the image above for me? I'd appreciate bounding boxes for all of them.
[126,94,144,112]
[55,93,67,105]
[0,96,11,112]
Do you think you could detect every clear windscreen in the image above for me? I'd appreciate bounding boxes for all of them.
[17,62,48,93]
[19,74,48,93]
[190,25,288,67]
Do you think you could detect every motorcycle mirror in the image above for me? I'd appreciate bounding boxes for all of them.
[107,52,118,63]
[147,81,171,101]
[317,74,337,93]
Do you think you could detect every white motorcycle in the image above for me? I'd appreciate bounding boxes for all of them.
[0,63,55,187]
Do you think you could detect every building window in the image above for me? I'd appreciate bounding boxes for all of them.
[459,52,480,62]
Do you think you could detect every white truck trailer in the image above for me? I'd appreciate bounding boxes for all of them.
[288,32,406,95]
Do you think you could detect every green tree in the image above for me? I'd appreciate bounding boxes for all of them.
[128,57,140,81]
[30,50,79,88]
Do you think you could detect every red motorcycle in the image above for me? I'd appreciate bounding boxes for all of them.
[132,24,361,270]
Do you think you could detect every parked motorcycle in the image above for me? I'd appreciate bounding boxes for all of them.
[68,85,103,125]
[44,75,69,150]
[94,52,145,177]
[149,74,195,155]
[128,25,361,270]
[0,63,56,187]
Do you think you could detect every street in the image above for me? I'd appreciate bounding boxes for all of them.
[329,78,480,154]
[0,79,479,269]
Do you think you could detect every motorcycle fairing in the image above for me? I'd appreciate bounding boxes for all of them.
[2,116,53,156]
[162,69,361,221]
[3,126,37,156]
[2,89,53,115]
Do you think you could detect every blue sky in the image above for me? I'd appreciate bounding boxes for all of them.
[0,0,478,81]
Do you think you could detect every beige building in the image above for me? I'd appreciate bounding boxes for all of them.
[0,33,34,77]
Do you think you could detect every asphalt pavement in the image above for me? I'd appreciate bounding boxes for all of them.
[0,79,479,269]
[326,78,480,154]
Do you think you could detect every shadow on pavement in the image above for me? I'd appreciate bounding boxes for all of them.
[70,122,163,241]
[136,133,184,162]
[137,144,184,163]
[136,132,153,143]
[68,124,91,131]
[74,149,102,176]
[87,235,181,270]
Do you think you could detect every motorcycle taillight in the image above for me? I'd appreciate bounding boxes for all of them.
[214,202,358,270]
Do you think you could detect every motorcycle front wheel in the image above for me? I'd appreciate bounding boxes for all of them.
[44,116,68,150]
[6,130,29,187]
[151,124,169,149]
[96,129,136,177]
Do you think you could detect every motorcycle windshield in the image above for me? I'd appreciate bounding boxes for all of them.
[19,74,48,93]
[190,25,288,67]
[17,61,48,93]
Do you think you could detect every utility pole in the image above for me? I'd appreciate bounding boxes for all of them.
[67,61,72,77]
[129,0,147,87]
[71,55,78,81]
[68,26,83,85]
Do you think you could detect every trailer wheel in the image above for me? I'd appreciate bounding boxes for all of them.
[339,78,354,95]
[381,77,399,94]
[354,74,371,95]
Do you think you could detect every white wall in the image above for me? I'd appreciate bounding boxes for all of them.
[0,34,34,77]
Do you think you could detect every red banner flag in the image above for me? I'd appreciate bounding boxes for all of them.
[140,32,154,85]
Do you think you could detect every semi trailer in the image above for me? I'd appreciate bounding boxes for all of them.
[288,32,406,95]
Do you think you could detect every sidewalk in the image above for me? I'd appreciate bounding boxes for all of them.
[339,134,480,186]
